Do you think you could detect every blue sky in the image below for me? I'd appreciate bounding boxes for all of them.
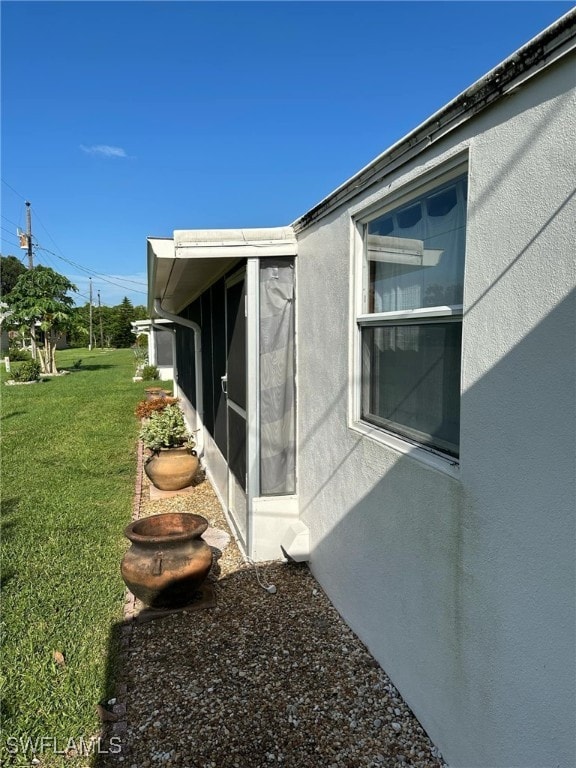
[1,1,573,307]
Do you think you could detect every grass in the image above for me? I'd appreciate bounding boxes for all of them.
[0,348,152,766]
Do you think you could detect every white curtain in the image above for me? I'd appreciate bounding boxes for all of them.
[259,258,295,495]
[369,175,467,319]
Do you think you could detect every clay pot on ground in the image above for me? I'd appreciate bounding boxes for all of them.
[145,387,168,401]
[121,512,213,608]
[144,447,199,491]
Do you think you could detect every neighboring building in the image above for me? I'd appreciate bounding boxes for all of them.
[131,318,175,381]
[1,325,67,354]
[146,12,575,768]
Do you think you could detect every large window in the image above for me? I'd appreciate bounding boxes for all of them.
[357,171,467,458]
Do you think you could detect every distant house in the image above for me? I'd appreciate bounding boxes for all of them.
[131,318,174,381]
[1,325,67,355]
[146,12,575,768]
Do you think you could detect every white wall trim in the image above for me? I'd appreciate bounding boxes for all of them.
[246,258,260,559]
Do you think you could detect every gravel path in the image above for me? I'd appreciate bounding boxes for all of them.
[99,455,447,768]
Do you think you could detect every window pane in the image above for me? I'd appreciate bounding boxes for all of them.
[367,176,467,312]
[361,322,461,456]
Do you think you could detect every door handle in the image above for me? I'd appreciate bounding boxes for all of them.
[221,375,228,395]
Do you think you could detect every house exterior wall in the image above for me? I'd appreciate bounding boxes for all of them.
[295,54,575,768]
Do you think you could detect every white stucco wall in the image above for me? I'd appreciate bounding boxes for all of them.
[296,54,575,768]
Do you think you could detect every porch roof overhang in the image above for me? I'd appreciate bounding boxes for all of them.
[131,318,173,333]
[147,227,297,315]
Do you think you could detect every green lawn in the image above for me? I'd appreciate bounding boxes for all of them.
[0,348,147,766]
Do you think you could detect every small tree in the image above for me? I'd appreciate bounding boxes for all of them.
[0,254,27,297]
[0,301,13,327]
[111,296,137,348]
[7,266,77,374]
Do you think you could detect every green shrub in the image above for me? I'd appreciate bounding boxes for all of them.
[12,359,41,382]
[141,364,160,381]
[133,346,148,367]
[7,346,31,362]
[139,403,194,452]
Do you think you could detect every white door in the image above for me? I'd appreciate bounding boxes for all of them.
[224,270,248,545]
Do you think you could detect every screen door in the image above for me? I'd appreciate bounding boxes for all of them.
[225,270,247,543]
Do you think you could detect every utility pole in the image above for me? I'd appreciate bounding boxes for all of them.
[88,278,93,351]
[25,201,33,269]
[24,201,37,360]
[98,290,104,349]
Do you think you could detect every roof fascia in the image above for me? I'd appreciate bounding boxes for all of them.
[292,9,576,233]
[147,228,297,317]
[173,226,297,259]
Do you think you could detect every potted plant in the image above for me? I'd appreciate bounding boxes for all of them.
[135,395,179,420]
[132,346,148,382]
[141,364,160,382]
[139,404,198,491]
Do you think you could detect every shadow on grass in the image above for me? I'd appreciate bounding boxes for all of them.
[0,499,19,593]
[0,411,26,421]
[92,619,126,765]
[72,364,116,371]
[0,502,19,735]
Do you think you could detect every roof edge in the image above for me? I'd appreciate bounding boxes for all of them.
[173,226,296,247]
[292,9,576,233]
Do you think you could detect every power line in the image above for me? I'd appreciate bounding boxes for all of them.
[1,238,23,251]
[35,247,148,295]
[34,249,59,271]
[0,225,18,236]
[1,214,23,230]
[2,191,148,298]
[1,178,27,201]
[30,205,148,294]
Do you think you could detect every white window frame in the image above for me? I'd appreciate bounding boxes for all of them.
[349,160,468,473]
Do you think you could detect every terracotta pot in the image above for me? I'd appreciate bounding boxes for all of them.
[145,387,168,401]
[144,447,198,491]
[121,512,212,608]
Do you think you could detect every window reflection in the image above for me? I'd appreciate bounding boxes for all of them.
[367,176,467,313]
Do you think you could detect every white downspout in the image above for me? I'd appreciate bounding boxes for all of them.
[153,299,204,459]
[148,320,157,367]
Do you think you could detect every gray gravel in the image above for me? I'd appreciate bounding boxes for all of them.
[99,465,447,768]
